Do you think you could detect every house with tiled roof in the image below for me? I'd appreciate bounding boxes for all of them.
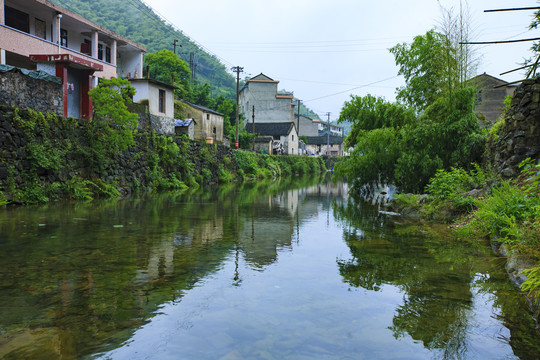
[468,73,517,126]
[305,135,344,156]
[177,99,225,144]
[0,0,145,119]
[239,73,295,127]
[246,122,298,155]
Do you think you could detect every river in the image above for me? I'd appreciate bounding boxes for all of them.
[0,176,539,359]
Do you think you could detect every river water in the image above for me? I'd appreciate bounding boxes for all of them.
[0,176,539,359]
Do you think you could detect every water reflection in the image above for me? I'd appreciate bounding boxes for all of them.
[333,198,540,359]
[0,177,538,359]
[0,175,329,358]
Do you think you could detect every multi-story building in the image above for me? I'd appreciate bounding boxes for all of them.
[239,73,295,125]
[0,0,145,118]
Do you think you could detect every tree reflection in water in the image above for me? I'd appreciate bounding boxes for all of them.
[333,197,540,359]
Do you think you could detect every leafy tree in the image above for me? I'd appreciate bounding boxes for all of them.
[389,30,455,111]
[88,78,138,165]
[338,94,415,146]
[145,50,191,98]
[335,88,485,193]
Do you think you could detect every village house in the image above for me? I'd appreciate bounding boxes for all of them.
[295,114,319,137]
[239,73,295,126]
[469,73,517,126]
[0,0,145,119]
[315,119,343,137]
[247,122,298,155]
[129,78,177,135]
[305,135,344,157]
[178,100,225,144]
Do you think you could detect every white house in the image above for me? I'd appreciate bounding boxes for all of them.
[246,122,298,155]
[239,73,294,126]
[130,78,176,135]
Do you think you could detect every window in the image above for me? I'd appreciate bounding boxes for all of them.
[35,18,46,39]
[98,43,103,60]
[206,114,210,120]
[292,135,294,141]
[105,46,111,63]
[159,89,166,113]
[5,6,29,33]
[60,29,68,47]
[82,39,92,55]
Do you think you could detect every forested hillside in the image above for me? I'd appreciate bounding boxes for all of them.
[51,0,236,98]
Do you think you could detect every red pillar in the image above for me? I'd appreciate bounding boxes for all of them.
[55,63,68,117]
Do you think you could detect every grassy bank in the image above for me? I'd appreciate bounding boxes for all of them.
[233,150,326,180]
[391,160,540,302]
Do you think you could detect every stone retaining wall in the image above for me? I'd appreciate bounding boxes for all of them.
[0,105,237,202]
[0,69,63,116]
[486,78,540,177]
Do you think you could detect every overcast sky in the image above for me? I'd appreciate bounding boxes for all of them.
[144,0,539,121]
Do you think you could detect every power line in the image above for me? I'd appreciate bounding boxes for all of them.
[305,76,399,102]
[484,7,540,13]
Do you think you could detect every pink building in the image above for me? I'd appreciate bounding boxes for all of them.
[0,0,145,119]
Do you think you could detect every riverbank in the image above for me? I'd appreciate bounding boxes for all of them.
[0,106,325,206]
[387,164,540,329]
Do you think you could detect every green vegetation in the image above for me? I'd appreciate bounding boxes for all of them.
[335,87,485,194]
[233,150,326,180]
[390,160,540,302]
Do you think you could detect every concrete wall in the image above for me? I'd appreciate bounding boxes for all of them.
[0,69,63,115]
[182,104,224,143]
[239,81,293,125]
[281,126,298,155]
[0,25,118,79]
[132,81,174,119]
[297,115,318,137]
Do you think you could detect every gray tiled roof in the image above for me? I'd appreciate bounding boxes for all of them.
[246,122,295,137]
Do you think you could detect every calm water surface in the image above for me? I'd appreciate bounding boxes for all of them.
[0,177,539,359]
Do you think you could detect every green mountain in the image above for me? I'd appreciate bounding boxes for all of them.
[51,0,236,98]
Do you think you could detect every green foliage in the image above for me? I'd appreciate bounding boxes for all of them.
[455,182,539,243]
[217,165,233,183]
[64,177,94,201]
[145,50,191,98]
[334,127,400,189]
[422,165,487,216]
[521,266,540,300]
[88,78,139,164]
[390,30,456,111]
[233,150,259,176]
[338,94,415,147]
[519,158,540,197]
[26,140,66,171]
[233,150,324,180]
[335,87,486,193]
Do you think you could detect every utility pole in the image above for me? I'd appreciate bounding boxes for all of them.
[252,105,255,151]
[173,39,181,54]
[325,112,331,157]
[231,66,244,148]
[296,99,301,155]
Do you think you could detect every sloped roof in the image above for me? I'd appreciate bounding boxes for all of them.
[130,78,178,90]
[249,73,277,82]
[246,122,296,137]
[306,135,343,145]
[468,73,514,89]
[179,99,224,116]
